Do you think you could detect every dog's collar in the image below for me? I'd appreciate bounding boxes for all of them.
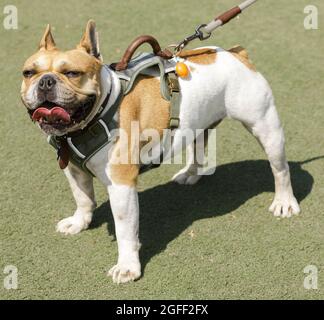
[93,65,113,120]
[75,65,115,131]
[63,66,120,138]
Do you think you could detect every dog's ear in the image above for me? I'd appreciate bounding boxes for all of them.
[39,24,56,50]
[78,20,102,61]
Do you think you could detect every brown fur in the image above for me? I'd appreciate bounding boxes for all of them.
[109,76,170,186]
[22,22,102,98]
[228,45,256,71]
[178,48,217,65]
[22,49,102,89]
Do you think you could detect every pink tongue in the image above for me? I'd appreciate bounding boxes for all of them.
[32,106,71,123]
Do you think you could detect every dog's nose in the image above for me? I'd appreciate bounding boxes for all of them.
[38,75,56,92]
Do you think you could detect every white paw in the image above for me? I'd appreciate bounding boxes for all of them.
[108,262,141,284]
[56,216,89,235]
[269,195,300,218]
[172,170,202,185]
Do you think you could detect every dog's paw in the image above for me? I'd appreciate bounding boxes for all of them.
[269,195,300,218]
[172,170,202,185]
[56,216,89,235]
[108,262,141,284]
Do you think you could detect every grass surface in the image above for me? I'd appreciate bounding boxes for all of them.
[0,0,324,300]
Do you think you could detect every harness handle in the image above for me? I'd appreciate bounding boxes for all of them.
[113,35,173,71]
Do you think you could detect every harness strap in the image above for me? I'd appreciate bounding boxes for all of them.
[138,71,180,173]
[48,65,180,176]
[168,72,181,130]
[49,84,125,176]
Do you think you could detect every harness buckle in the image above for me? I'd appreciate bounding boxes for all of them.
[169,117,180,130]
[168,74,180,93]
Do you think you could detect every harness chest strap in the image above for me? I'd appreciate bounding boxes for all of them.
[48,83,124,176]
[48,68,180,176]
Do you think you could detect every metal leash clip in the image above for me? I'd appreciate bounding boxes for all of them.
[172,0,259,55]
[175,24,211,54]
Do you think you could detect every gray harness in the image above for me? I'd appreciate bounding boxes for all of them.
[48,53,180,176]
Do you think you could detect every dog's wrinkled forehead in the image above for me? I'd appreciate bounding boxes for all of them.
[23,49,101,77]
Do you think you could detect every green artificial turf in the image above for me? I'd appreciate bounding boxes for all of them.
[0,0,323,300]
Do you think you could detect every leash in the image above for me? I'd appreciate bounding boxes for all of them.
[174,0,259,54]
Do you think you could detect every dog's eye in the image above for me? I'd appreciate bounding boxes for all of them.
[23,70,36,78]
[63,71,82,78]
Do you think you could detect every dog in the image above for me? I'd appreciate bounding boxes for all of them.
[21,21,300,284]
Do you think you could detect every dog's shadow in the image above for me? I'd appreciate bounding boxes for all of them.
[90,158,318,272]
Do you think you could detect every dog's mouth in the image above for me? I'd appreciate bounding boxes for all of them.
[29,97,96,131]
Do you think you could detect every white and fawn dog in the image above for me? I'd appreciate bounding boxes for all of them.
[21,21,300,283]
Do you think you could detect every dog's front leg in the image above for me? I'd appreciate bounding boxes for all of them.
[107,181,141,284]
[104,147,141,283]
[56,163,96,235]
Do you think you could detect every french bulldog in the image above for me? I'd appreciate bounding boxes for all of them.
[21,21,300,283]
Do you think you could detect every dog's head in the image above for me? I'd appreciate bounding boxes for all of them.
[21,20,104,135]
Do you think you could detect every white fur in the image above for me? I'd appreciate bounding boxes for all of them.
[56,46,300,283]
[56,164,96,235]
[106,183,141,283]
[23,81,38,109]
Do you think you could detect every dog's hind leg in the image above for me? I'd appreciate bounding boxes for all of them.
[172,141,203,185]
[241,104,300,217]
[172,121,221,185]
[56,163,96,235]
